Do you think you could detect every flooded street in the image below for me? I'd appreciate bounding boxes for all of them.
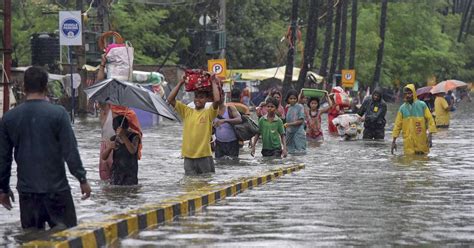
[1,100,473,246]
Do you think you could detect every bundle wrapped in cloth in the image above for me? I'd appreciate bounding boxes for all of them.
[184,69,215,92]
[332,114,362,140]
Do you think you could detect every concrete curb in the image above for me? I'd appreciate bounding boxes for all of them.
[23,164,305,248]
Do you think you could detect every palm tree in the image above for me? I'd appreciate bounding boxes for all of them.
[348,0,358,69]
[297,0,320,91]
[458,0,473,42]
[329,0,342,86]
[338,0,348,71]
[372,0,388,91]
[283,0,300,95]
[319,0,334,82]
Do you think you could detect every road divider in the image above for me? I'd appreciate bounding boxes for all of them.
[24,164,305,248]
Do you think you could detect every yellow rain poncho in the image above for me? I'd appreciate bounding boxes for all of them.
[434,95,450,127]
[392,84,437,155]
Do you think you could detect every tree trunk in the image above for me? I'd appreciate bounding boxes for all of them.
[338,0,348,72]
[329,0,342,86]
[318,0,334,81]
[283,0,300,95]
[372,0,388,91]
[458,0,473,42]
[464,6,473,40]
[297,0,319,91]
[348,0,358,69]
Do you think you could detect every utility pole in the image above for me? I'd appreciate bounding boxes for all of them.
[283,0,299,95]
[97,0,110,33]
[3,0,12,114]
[76,0,88,114]
[219,0,226,59]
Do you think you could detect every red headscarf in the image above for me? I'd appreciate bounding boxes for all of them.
[110,105,143,160]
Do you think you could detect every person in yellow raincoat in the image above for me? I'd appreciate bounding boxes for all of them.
[433,93,451,128]
[391,84,437,155]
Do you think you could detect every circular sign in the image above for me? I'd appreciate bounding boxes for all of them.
[61,18,80,39]
[212,63,224,74]
[344,73,353,81]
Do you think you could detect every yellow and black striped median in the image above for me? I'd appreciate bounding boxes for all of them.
[24,164,305,248]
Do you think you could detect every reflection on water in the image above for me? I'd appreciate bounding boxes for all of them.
[1,100,473,246]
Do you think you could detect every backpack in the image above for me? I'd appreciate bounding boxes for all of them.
[228,106,259,141]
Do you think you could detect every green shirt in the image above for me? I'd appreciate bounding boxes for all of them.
[258,115,285,150]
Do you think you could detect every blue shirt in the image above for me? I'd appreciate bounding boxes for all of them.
[0,100,87,193]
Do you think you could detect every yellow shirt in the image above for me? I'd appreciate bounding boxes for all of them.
[175,101,218,158]
[434,96,450,126]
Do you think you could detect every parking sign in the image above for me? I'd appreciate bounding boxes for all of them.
[341,69,356,88]
[208,59,227,79]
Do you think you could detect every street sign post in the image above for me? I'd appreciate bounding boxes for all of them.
[59,11,82,123]
[341,69,356,88]
[208,59,227,79]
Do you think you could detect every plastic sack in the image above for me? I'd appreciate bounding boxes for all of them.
[106,42,134,81]
[331,86,345,94]
[333,92,351,107]
[132,71,165,85]
[99,110,114,180]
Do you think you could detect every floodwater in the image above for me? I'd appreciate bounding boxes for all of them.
[1,99,474,247]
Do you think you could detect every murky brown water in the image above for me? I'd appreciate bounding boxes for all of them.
[1,99,474,246]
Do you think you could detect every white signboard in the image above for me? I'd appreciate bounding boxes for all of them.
[59,11,82,46]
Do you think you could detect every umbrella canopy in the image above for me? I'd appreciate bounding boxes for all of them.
[84,78,180,121]
[416,86,433,99]
[430,80,467,94]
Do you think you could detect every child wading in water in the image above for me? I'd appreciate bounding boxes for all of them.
[102,115,140,185]
[305,97,324,142]
[284,89,307,154]
[251,97,287,158]
[167,76,221,175]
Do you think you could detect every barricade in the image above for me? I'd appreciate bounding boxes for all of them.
[24,164,305,248]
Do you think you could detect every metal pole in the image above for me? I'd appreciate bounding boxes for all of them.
[219,0,226,59]
[3,0,12,114]
[69,46,75,123]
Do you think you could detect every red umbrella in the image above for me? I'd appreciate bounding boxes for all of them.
[430,80,467,94]
[416,86,433,99]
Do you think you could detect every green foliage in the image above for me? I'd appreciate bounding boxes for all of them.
[225,0,290,68]
[341,0,473,87]
[1,0,60,65]
[110,1,175,64]
[2,0,473,86]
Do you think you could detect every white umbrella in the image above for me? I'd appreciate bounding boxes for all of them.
[430,80,467,94]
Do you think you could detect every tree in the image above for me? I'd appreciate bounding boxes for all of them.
[225,0,288,69]
[338,0,348,71]
[458,0,473,42]
[372,0,388,90]
[283,0,300,94]
[348,0,358,69]
[319,0,335,80]
[329,0,342,86]
[297,0,320,91]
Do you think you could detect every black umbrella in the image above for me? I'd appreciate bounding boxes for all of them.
[84,78,180,121]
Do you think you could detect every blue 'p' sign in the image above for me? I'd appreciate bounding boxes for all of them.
[61,18,80,38]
